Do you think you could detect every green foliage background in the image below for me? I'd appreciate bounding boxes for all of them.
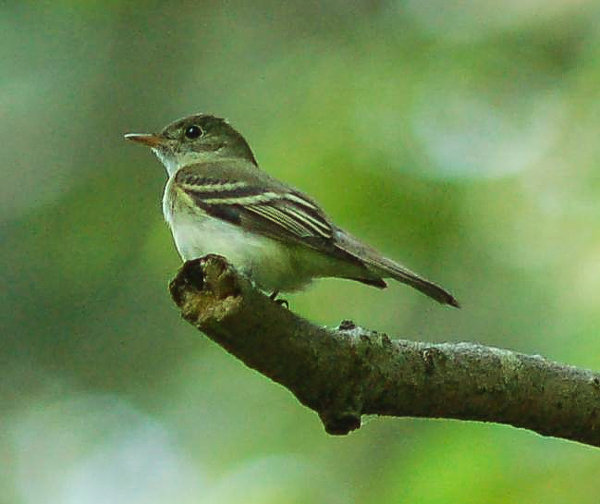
[2,1,600,502]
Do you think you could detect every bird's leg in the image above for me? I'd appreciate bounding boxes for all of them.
[269,290,289,309]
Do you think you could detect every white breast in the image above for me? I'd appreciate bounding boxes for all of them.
[162,176,309,291]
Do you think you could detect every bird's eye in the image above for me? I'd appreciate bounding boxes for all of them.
[184,125,203,139]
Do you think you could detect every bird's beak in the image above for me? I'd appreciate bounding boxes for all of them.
[124,133,165,148]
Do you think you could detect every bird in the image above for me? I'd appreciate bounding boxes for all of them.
[125,114,459,307]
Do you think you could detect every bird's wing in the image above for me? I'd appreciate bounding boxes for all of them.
[175,170,341,253]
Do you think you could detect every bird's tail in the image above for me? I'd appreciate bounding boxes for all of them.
[334,230,460,308]
[373,256,460,307]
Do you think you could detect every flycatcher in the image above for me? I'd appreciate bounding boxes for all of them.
[125,114,459,307]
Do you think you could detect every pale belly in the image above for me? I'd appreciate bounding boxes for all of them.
[168,210,315,292]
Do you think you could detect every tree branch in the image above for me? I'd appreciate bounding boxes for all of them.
[169,255,600,447]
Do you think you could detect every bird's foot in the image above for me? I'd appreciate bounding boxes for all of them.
[269,290,289,309]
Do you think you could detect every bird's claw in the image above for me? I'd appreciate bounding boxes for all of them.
[269,290,289,309]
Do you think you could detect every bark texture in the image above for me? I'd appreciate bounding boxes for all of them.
[169,255,600,447]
